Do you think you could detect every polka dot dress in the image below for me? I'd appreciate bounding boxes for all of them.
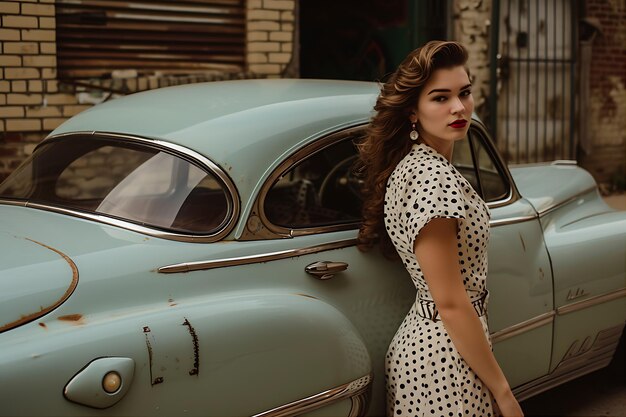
[383,142,495,417]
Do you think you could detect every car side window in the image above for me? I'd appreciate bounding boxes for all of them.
[452,126,509,202]
[0,137,231,235]
[264,133,363,229]
[470,130,508,201]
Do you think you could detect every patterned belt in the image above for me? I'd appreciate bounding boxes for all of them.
[416,290,489,322]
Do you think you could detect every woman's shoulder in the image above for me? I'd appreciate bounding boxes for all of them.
[391,143,453,181]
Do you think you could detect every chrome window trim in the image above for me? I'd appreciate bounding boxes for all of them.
[490,311,555,344]
[556,288,626,316]
[252,374,372,417]
[240,124,367,241]
[2,131,240,244]
[470,121,522,207]
[158,238,358,273]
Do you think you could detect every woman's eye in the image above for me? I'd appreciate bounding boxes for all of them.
[460,90,472,97]
[434,96,447,102]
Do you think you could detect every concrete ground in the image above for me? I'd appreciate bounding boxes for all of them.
[521,349,625,417]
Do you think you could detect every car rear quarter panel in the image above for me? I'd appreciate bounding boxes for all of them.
[539,190,626,371]
[0,205,388,416]
[0,291,371,416]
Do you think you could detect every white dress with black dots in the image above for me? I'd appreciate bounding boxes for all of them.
[383,142,495,417]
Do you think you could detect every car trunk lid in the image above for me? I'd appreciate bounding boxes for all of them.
[508,163,597,213]
[0,232,78,333]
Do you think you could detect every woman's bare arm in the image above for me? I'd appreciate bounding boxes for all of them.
[413,217,523,416]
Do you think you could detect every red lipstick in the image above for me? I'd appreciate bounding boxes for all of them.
[449,119,467,129]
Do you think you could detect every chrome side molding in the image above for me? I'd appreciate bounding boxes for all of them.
[252,374,372,417]
[491,312,555,344]
[557,288,626,316]
[158,239,357,273]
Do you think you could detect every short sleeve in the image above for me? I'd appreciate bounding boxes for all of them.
[399,163,466,251]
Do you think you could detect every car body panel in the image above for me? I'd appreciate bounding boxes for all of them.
[509,164,597,214]
[1,79,625,416]
[510,164,626,388]
[487,197,554,388]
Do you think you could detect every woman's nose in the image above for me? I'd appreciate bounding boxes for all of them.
[451,97,465,114]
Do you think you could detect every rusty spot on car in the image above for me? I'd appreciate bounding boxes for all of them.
[0,238,79,334]
[38,323,47,329]
[153,377,164,385]
[58,314,83,322]
[182,318,199,376]
[143,326,151,333]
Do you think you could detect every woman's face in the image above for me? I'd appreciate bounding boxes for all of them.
[410,65,474,145]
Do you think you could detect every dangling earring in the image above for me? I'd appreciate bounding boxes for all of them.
[410,122,419,141]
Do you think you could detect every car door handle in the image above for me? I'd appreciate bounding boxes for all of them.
[305,261,348,280]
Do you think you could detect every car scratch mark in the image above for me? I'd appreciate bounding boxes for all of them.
[519,232,526,252]
[143,326,163,386]
[38,322,47,329]
[182,318,199,376]
[295,293,319,300]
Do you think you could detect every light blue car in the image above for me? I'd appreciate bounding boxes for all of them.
[1,79,624,416]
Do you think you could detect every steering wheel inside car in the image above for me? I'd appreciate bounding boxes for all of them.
[318,154,363,210]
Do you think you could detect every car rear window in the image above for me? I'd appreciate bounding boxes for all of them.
[0,136,232,236]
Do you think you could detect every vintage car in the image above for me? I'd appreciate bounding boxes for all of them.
[0,79,624,417]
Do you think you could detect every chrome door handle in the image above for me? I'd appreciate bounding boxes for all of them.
[305,261,348,280]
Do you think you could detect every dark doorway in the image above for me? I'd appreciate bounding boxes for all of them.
[299,0,448,81]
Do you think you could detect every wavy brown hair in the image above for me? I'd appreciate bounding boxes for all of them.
[357,40,469,257]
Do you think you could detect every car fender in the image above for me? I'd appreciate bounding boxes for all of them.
[540,194,626,373]
[0,291,372,417]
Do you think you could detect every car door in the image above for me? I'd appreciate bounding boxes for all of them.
[236,126,415,416]
[453,124,554,395]
[238,122,555,415]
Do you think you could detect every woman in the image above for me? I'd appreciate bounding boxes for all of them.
[358,41,523,417]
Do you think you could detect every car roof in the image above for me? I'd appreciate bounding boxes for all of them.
[51,79,379,213]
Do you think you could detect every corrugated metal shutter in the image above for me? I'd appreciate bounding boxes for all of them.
[56,0,246,79]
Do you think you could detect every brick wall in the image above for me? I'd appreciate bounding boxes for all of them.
[247,0,297,77]
[0,0,298,182]
[580,0,626,189]
[0,0,61,180]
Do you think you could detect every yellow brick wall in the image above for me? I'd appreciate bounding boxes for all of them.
[246,0,296,77]
[0,0,298,181]
[0,0,64,179]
